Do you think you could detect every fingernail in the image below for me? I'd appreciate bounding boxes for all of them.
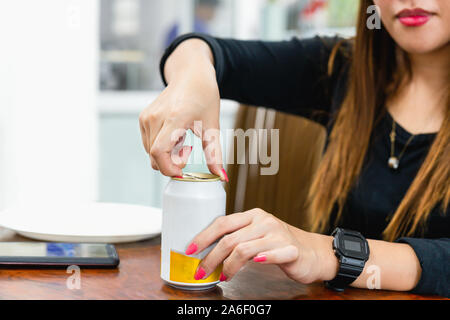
[174,176,183,179]
[185,243,198,255]
[194,267,206,280]
[190,146,193,151]
[221,168,229,183]
[219,272,227,282]
[253,255,266,262]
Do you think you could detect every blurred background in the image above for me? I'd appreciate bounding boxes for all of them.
[0,0,357,211]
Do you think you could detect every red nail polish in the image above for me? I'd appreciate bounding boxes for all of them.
[190,146,193,151]
[185,243,198,255]
[174,176,183,179]
[219,272,227,282]
[253,255,266,262]
[221,168,229,182]
[194,267,206,280]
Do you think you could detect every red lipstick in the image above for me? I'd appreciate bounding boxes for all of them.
[397,8,432,27]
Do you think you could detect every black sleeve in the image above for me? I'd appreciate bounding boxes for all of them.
[160,33,350,126]
[396,237,450,297]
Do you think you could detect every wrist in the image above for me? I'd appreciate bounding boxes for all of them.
[315,234,339,281]
[165,39,215,84]
[290,227,339,282]
[168,62,217,91]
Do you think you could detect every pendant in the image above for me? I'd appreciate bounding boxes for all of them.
[388,157,399,170]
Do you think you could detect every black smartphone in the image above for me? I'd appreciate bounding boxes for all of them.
[0,242,119,268]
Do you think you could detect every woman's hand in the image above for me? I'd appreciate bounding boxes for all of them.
[186,208,338,283]
[139,39,226,180]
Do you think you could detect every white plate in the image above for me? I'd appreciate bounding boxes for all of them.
[0,202,162,243]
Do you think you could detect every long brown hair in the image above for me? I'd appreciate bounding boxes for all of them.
[309,0,450,241]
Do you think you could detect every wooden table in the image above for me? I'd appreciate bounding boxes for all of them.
[0,227,445,300]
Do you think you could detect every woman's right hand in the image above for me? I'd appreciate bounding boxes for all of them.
[139,39,227,180]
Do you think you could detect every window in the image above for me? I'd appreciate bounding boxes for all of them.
[99,0,235,91]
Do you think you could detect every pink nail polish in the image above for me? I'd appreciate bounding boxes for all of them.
[253,255,266,262]
[219,272,227,282]
[221,168,229,182]
[194,267,206,280]
[185,243,198,255]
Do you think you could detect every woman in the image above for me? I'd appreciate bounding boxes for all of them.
[139,0,449,297]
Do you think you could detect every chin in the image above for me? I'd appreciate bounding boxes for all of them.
[386,20,450,55]
[395,38,445,55]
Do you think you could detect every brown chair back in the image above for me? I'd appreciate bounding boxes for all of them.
[224,105,326,230]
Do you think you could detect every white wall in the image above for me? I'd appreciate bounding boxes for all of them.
[0,0,99,209]
[233,0,266,39]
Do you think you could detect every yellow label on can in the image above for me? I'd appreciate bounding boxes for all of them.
[170,250,222,283]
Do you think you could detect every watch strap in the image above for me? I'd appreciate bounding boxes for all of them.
[324,257,364,291]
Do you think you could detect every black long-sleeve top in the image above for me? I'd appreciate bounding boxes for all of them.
[160,33,450,298]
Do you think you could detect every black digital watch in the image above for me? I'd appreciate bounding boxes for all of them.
[324,228,370,292]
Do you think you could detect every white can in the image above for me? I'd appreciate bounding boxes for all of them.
[161,172,226,290]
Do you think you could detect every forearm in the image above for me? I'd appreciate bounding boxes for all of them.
[160,34,341,124]
[349,238,421,291]
[292,227,422,291]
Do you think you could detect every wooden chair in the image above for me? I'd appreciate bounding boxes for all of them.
[224,105,326,230]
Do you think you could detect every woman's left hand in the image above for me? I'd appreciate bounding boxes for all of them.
[186,208,337,283]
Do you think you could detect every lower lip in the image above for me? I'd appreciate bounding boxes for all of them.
[398,15,430,27]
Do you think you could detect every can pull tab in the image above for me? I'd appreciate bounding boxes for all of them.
[183,173,210,180]
[172,172,221,182]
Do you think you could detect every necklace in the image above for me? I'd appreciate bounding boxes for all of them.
[388,119,416,170]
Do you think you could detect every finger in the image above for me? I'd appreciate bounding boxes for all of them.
[252,245,299,265]
[219,237,277,281]
[140,120,160,170]
[147,119,163,170]
[185,212,254,256]
[150,155,160,171]
[151,120,187,177]
[139,117,150,154]
[140,112,163,170]
[171,133,190,169]
[201,122,227,182]
[174,145,193,169]
[147,117,163,153]
[196,224,267,279]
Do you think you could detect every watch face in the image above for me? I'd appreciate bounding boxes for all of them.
[344,238,361,252]
[339,235,369,260]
